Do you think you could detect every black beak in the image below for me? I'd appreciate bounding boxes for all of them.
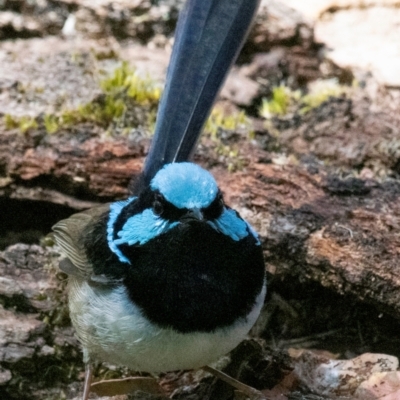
[181,208,204,222]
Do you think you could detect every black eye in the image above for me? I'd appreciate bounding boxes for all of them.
[203,192,224,220]
[153,193,164,215]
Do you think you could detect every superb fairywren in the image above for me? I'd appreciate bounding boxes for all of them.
[53,0,265,399]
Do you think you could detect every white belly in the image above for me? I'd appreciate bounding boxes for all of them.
[68,277,266,372]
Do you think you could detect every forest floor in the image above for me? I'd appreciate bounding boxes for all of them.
[1,1,400,399]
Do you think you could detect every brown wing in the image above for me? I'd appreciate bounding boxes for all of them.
[52,204,109,278]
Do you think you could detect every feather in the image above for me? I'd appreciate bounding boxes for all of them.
[52,205,109,277]
[140,0,261,187]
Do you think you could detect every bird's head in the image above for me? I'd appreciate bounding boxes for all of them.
[107,162,258,264]
[149,162,221,222]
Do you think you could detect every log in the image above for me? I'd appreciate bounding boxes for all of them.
[1,110,400,319]
[0,1,399,399]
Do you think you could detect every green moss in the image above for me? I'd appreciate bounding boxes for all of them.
[100,61,161,105]
[215,142,244,172]
[43,114,60,134]
[205,107,251,138]
[300,79,348,113]
[49,63,162,132]
[73,95,126,126]
[3,61,260,145]
[203,106,252,172]
[259,85,300,118]
[259,80,350,119]
[4,114,19,130]
[4,61,162,135]
[3,114,38,133]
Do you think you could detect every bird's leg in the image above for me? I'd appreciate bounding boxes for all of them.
[82,363,93,400]
[202,365,267,400]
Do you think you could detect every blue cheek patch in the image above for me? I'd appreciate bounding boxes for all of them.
[244,221,261,245]
[108,202,178,264]
[107,197,136,264]
[114,209,178,248]
[207,208,260,245]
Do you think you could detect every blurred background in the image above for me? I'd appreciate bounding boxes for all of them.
[1,1,400,399]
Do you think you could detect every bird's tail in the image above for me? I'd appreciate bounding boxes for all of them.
[138,0,260,190]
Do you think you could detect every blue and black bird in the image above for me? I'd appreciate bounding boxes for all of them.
[53,0,265,399]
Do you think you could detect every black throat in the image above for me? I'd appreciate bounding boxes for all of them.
[120,220,265,333]
[83,209,265,334]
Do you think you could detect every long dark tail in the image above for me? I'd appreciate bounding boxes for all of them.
[140,0,260,187]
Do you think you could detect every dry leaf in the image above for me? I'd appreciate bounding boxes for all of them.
[294,351,398,396]
[355,371,400,399]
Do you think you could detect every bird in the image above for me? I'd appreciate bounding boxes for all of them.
[52,0,266,399]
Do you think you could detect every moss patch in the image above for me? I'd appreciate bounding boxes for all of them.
[3,62,162,136]
[259,79,351,119]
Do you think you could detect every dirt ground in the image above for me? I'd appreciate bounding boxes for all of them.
[1,1,400,399]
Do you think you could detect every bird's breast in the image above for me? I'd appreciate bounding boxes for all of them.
[68,276,266,372]
[118,221,265,334]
